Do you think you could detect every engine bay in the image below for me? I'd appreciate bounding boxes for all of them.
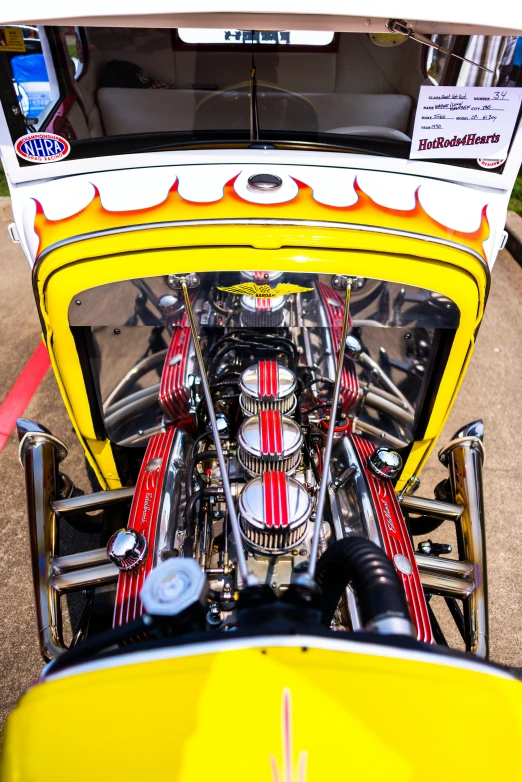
[65,269,460,640]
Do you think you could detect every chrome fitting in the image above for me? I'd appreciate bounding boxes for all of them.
[367,447,403,480]
[107,528,148,571]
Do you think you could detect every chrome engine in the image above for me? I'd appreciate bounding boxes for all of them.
[104,273,439,633]
[20,270,488,662]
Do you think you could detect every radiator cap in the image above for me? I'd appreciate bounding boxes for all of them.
[140,559,207,617]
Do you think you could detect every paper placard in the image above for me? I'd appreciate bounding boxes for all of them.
[0,27,26,53]
[410,85,522,160]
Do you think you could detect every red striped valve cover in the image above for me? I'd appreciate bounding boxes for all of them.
[316,281,359,415]
[113,429,175,627]
[351,435,433,643]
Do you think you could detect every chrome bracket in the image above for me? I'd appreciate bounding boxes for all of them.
[331,275,354,291]
[397,476,420,502]
[167,273,200,290]
[19,431,68,467]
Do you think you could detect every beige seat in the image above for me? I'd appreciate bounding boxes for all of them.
[97,87,412,137]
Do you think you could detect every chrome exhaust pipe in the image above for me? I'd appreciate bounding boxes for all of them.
[18,419,132,660]
[17,419,68,660]
[439,421,488,657]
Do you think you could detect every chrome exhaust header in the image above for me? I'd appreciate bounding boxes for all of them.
[18,419,127,660]
[439,421,488,657]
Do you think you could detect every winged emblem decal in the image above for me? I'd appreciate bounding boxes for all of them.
[217,283,314,298]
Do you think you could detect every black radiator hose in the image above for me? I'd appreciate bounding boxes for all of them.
[315,537,415,637]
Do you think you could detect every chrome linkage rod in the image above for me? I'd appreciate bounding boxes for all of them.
[173,274,256,587]
[306,276,354,581]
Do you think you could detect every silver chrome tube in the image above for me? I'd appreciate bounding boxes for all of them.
[19,422,64,660]
[52,548,111,574]
[399,494,463,521]
[180,278,255,586]
[419,571,475,599]
[350,416,408,450]
[307,279,353,580]
[363,391,415,425]
[439,421,488,657]
[52,487,135,515]
[365,383,412,411]
[103,349,167,411]
[104,383,161,416]
[415,554,474,580]
[51,563,119,594]
[104,387,160,430]
[358,352,414,413]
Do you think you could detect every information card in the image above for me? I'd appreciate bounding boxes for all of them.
[410,85,522,161]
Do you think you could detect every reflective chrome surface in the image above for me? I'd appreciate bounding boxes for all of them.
[18,418,64,659]
[51,563,119,595]
[178,278,256,586]
[367,447,403,480]
[418,571,476,599]
[240,362,296,415]
[240,270,284,282]
[52,548,111,574]
[307,278,353,581]
[238,413,302,475]
[415,554,474,579]
[52,486,135,515]
[107,528,148,572]
[399,494,463,521]
[439,420,488,657]
[155,427,191,562]
[247,173,283,191]
[239,474,311,554]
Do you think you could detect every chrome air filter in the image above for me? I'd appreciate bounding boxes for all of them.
[240,361,297,415]
[240,270,284,283]
[239,471,311,554]
[240,294,285,328]
[238,410,303,476]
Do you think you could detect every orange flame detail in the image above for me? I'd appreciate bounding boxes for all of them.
[33,176,489,259]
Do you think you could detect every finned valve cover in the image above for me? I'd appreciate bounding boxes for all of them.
[239,471,311,554]
[240,360,297,415]
[238,409,303,475]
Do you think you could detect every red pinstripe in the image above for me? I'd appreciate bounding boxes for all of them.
[258,360,279,398]
[264,471,289,529]
[260,410,283,456]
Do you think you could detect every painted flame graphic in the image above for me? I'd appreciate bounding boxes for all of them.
[270,689,308,782]
[33,175,489,260]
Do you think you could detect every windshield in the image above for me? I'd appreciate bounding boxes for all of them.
[1,26,520,173]
[68,271,459,450]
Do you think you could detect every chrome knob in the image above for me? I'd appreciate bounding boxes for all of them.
[367,448,403,480]
[107,528,148,571]
[345,335,362,360]
[247,173,283,191]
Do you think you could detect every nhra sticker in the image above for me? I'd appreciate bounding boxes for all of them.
[15,133,71,163]
[477,158,505,169]
[218,282,314,298]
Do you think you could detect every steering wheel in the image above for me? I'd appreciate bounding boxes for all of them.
[194,80,318,133]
